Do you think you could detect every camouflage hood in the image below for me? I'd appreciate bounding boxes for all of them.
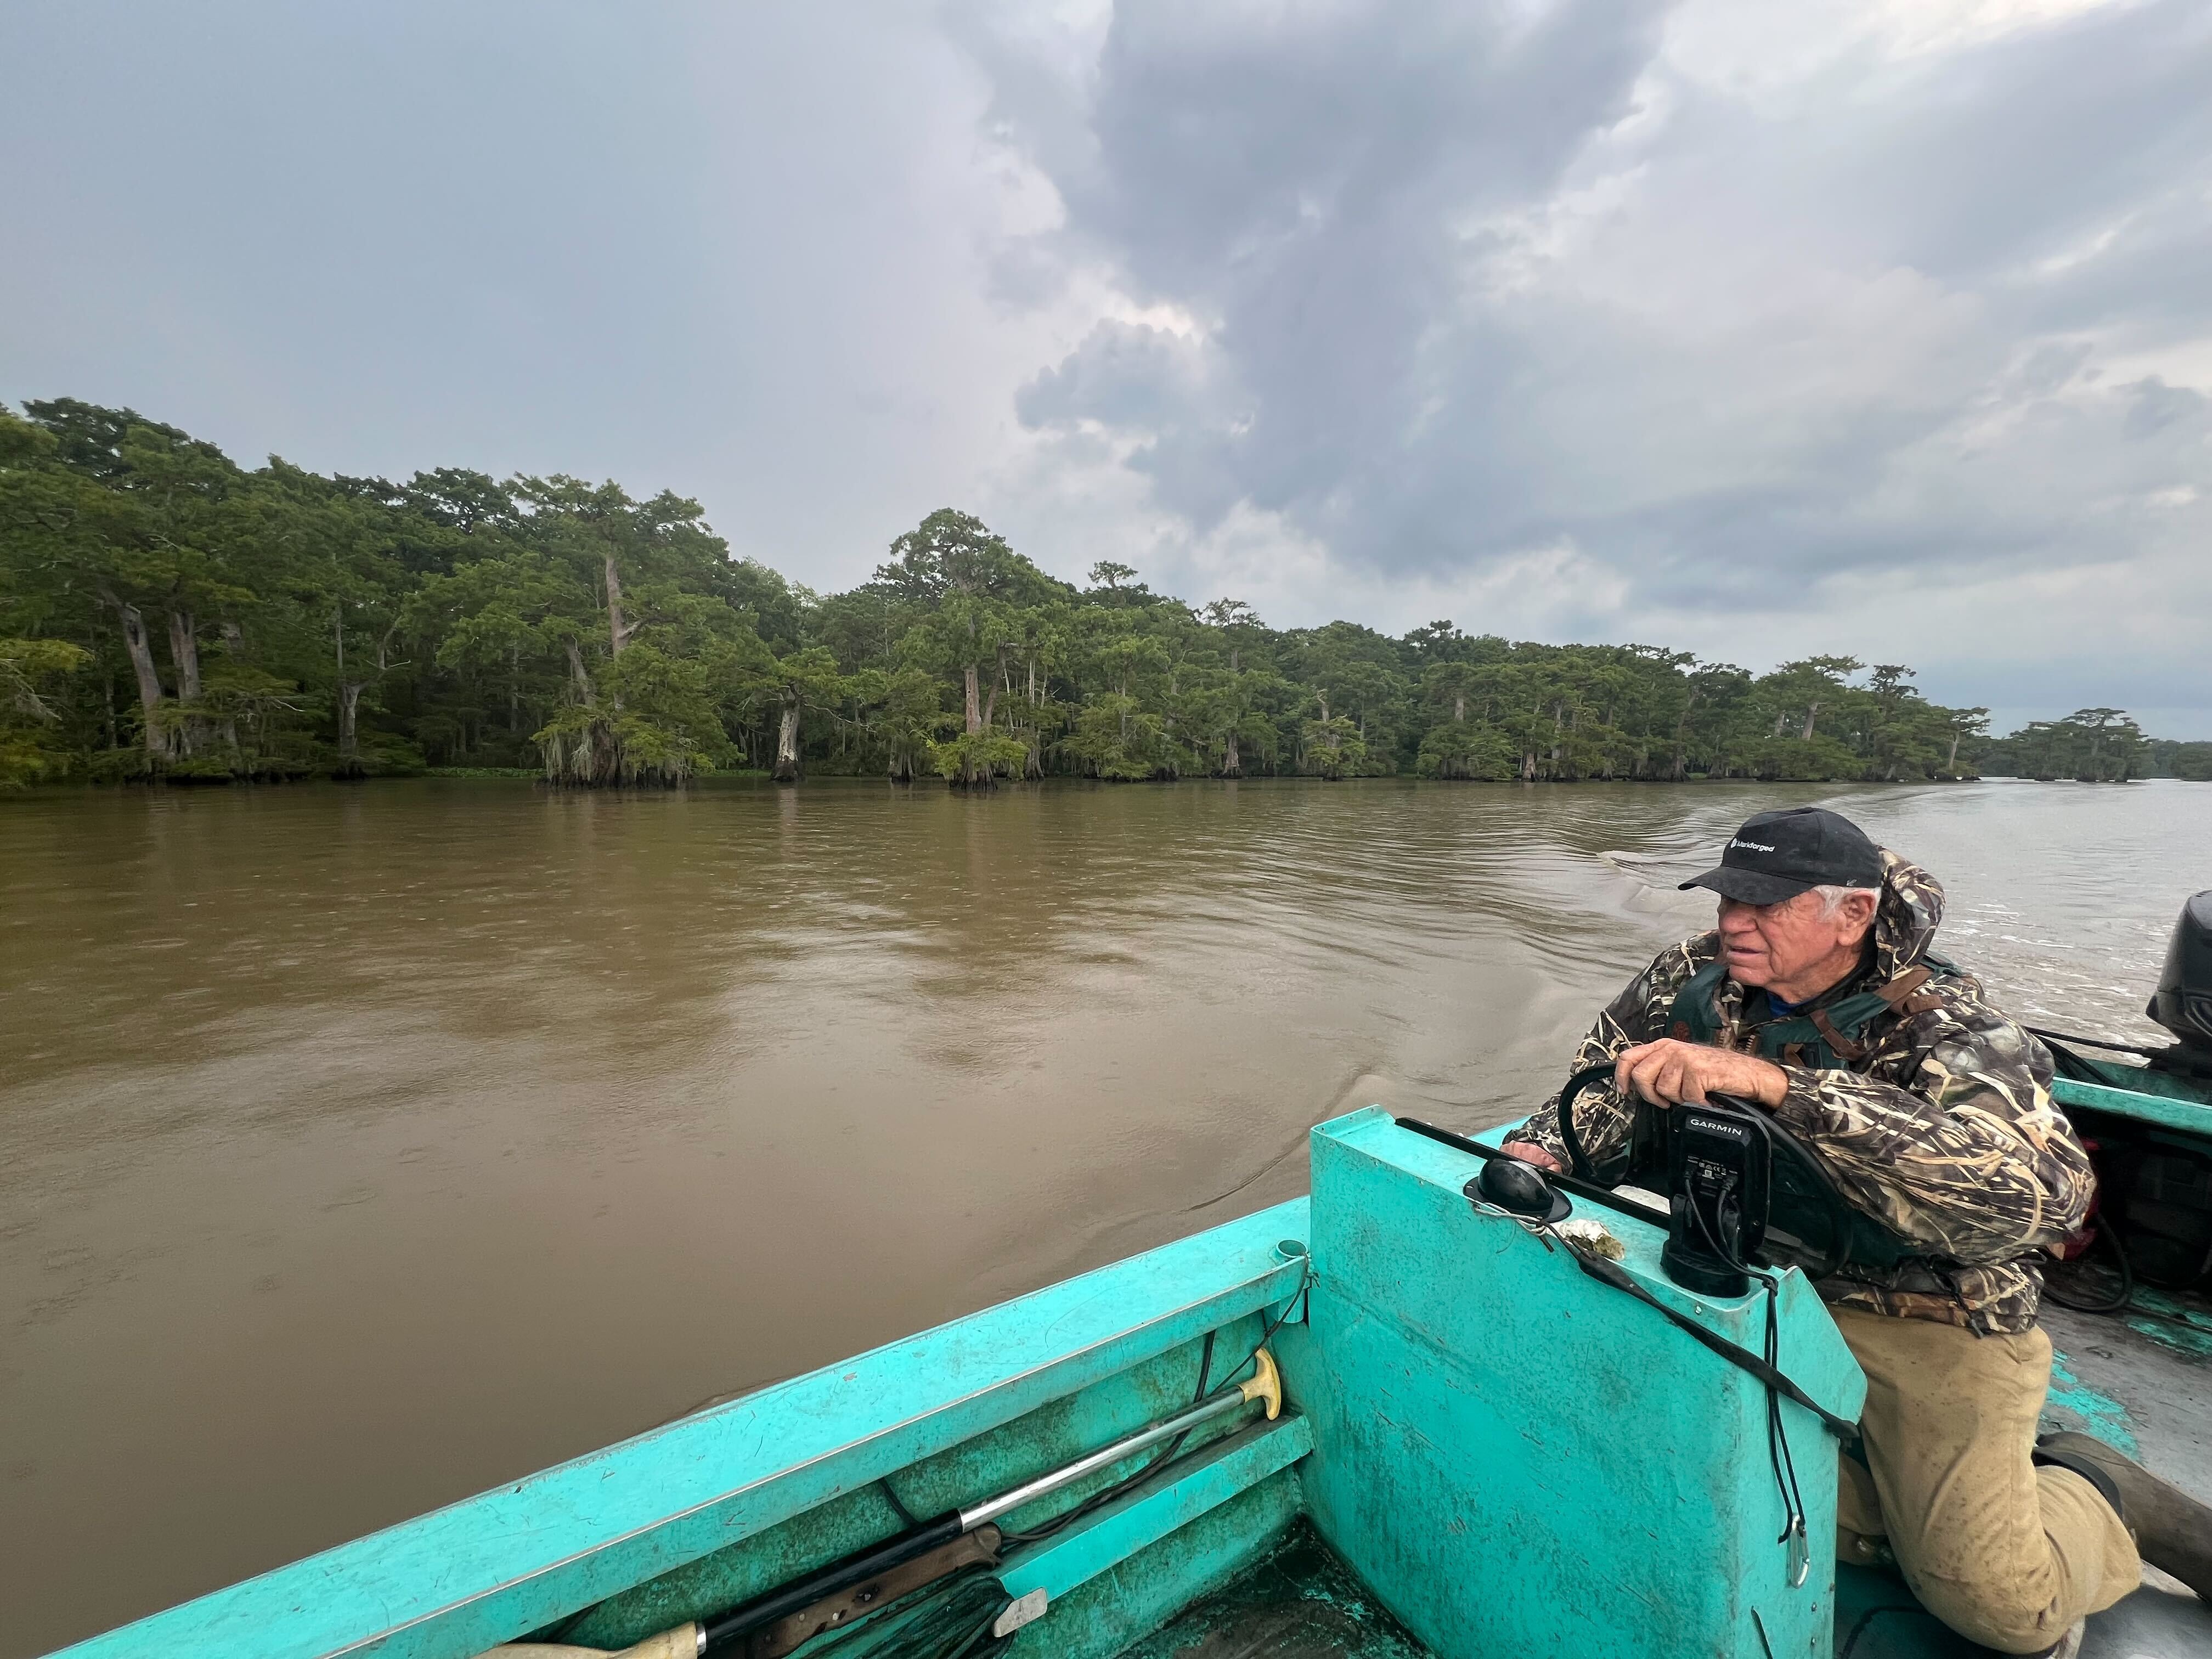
[1871,849,1944,983]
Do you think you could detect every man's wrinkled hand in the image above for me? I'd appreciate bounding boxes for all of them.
[1613,1040,1789,1110]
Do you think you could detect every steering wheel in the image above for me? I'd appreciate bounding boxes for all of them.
[1554,1063,1916,1279]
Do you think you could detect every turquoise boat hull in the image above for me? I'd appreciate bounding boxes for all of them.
[44,1074,2212,1659]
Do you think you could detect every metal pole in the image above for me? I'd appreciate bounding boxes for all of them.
[960,1348,1280,1530]
[697,1350,1280,1652]
[958,1392,1239,1530]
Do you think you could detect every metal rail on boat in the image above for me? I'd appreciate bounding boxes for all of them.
[960,1350,1280,1530]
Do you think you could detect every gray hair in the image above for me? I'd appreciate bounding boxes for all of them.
[1811,883,1878,923]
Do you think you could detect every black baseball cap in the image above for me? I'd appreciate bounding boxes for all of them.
[1680,808,1883,906]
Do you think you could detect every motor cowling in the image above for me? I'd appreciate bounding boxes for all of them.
[2147,890,2212,1052]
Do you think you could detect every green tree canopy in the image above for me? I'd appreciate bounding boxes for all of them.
[2,397,2192,790]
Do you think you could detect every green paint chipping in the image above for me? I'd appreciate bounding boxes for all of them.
[2120,1314,2212,1361]
[2045,1351,2141,1457]
[2097,1288,2212,1363]
[2128,1286,2212,1334]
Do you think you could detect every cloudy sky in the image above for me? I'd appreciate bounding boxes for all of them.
[4,1,2208,735]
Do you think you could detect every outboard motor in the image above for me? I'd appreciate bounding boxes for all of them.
[2147,890,2212,1059]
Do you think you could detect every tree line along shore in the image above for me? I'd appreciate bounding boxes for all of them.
[3,398,2205,791]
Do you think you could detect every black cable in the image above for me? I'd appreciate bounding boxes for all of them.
[999,1268,1308,1546]
[1193,1327,1218,1403]
[704,1329,1224,1648]
[706,1279,1310,1652]
[1691,1180,1809,1582]
[878,1477,921,1528]
[1553,1063,1615,1184]
[1559,1242,1857,1441]
[703,1510,969,1651]
[1000,1327,1231,1545]
[1397,1114,1669,1229]
[569,1477,940,1647]
[2041,1222,2135,1314]
[2026,1025,2157,1057]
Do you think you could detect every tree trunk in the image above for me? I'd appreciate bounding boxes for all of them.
[774,698,803,782]
[337,681,365,757]
[168,609,202,702]
[112,599,168,757]
[509,642,521,733]
[963,663,981,734]
[1222,730,1242,777]
[605,553,631,656]
[166,607,205,755]
[1946,731,1961,770]
[1801,704,1819,741]
[217,627,245,763]
[567,639,595,702]
[1670,690,1698,781]
[1453,694,1466,722]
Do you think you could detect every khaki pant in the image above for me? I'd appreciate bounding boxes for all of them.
[1832,1307,2140,1654]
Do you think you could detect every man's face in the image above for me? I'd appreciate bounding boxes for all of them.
[1716,890,1875,990]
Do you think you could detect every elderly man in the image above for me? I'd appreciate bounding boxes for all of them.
[1502,806,2208,1656]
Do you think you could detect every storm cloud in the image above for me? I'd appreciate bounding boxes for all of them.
[967,0,2212,730]
[4,0,2208,731]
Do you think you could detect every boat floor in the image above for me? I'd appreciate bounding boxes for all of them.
[1121,1523,1434,1659]
[2040,1285,2212,1510]
[2038,1289,2212,1657]
[1136,1527,2210,1659]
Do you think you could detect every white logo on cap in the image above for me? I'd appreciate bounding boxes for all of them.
[1730,839,1778,853]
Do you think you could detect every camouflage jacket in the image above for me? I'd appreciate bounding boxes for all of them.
[1512,853,2093,1334]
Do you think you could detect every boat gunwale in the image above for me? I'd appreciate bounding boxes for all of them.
[2054,1075,2212,1138]
[51,1200,1312,1659]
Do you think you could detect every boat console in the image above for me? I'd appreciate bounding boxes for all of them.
[1278,1105,1863,1657]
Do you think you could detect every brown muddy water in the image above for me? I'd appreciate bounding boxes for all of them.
[1,776,2202,1655]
